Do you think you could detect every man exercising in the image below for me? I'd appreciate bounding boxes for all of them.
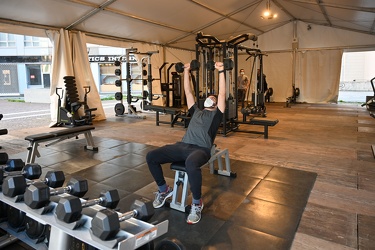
[146,61,226,224]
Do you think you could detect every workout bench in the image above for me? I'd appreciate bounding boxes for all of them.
[169,145,236,213]
[144,104,190,127]
[235,118,279,139]
[25,125,98,163]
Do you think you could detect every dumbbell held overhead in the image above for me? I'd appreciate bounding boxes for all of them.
[55,189,120,224]
[24,176,87,209]
[2,170,65,198]
[206,58,234,71]
[90,198,154,241]
[0,163,42,185]
[175,59,200,73]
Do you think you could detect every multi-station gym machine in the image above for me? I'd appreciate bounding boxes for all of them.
[194,32,269,135]
[192,32,278,138]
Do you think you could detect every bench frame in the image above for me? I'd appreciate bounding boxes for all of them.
[232,118,279,139]
[25,126,98,163]
[144,104,190,127]
[169,146,236,213]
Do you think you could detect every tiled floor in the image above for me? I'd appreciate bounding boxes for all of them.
[3,137,315,249]
[1,100,375,249]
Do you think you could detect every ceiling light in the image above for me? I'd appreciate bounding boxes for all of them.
[261,0,277,20]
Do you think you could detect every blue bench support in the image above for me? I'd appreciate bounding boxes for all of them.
[169,145,236,213]
[25,125,98,163]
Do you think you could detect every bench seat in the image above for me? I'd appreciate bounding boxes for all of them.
[169,146,235,212]
[234,118,279,139]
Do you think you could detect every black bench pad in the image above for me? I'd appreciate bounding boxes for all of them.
[51,125,95,136]
[25,126,95,142]
[170,162,186,171]
[25,133,55,142]
[144,105,180,115]
[249,118,279,126]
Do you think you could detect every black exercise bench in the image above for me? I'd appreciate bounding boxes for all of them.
[144,104,190,127]
[235,118,279,139]
[25,125,98,163]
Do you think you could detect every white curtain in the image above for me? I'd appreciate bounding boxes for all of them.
[46,29,106,124]
[71,31,106,121]
[263,52,293,102]
[296,49,343,103]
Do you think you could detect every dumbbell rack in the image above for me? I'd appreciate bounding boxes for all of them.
[0,193,168,250]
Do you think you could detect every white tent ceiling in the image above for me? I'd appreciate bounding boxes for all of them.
[0,0,374,50]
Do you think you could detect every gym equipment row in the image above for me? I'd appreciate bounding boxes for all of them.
[193,32,279,138]
[0,168,169,250]
[54,76,97,127]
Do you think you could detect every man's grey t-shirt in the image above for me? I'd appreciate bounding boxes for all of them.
[182,104,223,149]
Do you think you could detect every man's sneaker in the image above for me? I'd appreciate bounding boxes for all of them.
[153,186,173,208]
[186,200,204,224]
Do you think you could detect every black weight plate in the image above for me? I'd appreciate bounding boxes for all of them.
[0,201,8,221]
[115,92,123,100]
[7,206,26,229]
[25,217,47,240]
[155,237,185,250]
[114,103,125,115]
[63,76,75,80]
[65,86,78,91]
[115,80,122,87]
[115,69,121,76]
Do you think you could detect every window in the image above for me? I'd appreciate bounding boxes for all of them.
[26,64,42,86]
[0,33,16,47]
[24,36,50,47]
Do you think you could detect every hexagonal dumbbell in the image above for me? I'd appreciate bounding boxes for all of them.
[2,170,65,198]
[3,159,25,171]
[24,177,88,209]
[55,189,120,223]
[90,198,154,241]
[0,163,42,185]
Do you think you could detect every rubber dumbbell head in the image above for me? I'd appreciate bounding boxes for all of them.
[175,62,184,73]
[4,159,25,171]
[0,163,42,185]
[91,198,154,241]
[0,152,8,165]
[1,170,64,198]
[24,177,88,209]
[175,60,200,73]
[55,189,119,223]
[223,58,234,70]
[206,60,215,71]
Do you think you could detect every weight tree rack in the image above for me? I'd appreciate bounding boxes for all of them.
[0,192,168,250]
